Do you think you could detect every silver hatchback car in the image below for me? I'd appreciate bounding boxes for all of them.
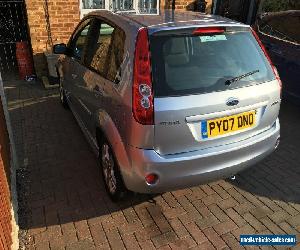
[55,10,281,201]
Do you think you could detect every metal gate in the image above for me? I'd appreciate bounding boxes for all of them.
[0,0,30,80]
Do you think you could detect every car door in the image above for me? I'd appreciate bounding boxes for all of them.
[256,13,300,100]
[62,19,92,122]
[77,18,126,136]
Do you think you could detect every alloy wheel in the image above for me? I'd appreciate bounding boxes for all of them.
[101,143,117,194]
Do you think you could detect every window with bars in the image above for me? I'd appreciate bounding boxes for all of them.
[80,0,159,17]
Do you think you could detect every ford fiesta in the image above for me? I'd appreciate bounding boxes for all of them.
[55,10,281,201]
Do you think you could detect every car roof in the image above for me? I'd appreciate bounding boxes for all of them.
[87,9,248,29]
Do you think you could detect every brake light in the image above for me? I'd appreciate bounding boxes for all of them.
[133,27,154,125]
[193,27,225,35]
[251,28,282,97]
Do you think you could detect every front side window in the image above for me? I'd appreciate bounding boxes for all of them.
[69,21,91,60]
[106,26,126,83]
[86,21,114,76]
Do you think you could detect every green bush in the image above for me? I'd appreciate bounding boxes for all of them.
[261,0,300,12]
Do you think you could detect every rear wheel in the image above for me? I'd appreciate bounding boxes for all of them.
[99,138,126,202]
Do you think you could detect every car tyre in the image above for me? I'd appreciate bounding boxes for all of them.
[99,137,126,202]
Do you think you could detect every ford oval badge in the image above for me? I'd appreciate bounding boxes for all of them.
[226,98,239,106]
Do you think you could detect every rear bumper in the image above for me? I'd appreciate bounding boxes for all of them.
[123,119,280,193]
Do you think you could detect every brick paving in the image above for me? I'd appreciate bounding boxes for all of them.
[4,79,300,250]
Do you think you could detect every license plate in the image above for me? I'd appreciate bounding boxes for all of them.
[201,110,256,139]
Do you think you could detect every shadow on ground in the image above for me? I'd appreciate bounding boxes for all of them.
[5,79,300,235]
[5,80,159,232]
[229,100,300,204]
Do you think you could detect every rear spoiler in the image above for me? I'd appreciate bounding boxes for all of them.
[149,25,250,36]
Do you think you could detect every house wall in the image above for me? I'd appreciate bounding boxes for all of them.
[0,95,12,250]
[0,73,20,250]
[25,0,212,77]
[162,0,212,11]
[25,0,80,77]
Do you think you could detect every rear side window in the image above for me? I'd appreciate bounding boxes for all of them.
[106,26,126,83]
[85,19,126,83]
[87,22,115,76]
[150,31,275,97]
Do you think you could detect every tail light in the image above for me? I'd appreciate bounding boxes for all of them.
[193,27,225,35]
[251,28,282,97]
[132,27,154,125]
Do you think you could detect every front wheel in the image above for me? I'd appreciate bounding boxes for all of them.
[59,78,69,109]
[100,139,126,202]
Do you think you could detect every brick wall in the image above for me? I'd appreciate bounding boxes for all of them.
[25,0,212,76]
[0,96,12,250]
[161,0,212,12]
[25,0,80,76]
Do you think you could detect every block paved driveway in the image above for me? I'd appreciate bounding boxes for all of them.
[4,79,300,250]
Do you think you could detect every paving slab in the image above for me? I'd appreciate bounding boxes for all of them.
[4,79,300,250]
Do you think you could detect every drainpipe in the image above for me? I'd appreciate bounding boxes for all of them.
[172,0,175,10]
[212,0,219,15]
[171,0,175,21]
[247,0,256,24]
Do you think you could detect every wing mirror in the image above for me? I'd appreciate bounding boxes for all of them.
[53,43,67,54]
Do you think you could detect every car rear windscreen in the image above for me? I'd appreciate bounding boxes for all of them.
[150,30,275,97]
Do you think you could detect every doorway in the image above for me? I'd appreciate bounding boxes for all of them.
[0,0,31,80]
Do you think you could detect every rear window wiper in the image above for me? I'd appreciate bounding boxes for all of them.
[225,70,260,86]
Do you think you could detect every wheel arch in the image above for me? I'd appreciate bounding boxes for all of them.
[94,110,132,187]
